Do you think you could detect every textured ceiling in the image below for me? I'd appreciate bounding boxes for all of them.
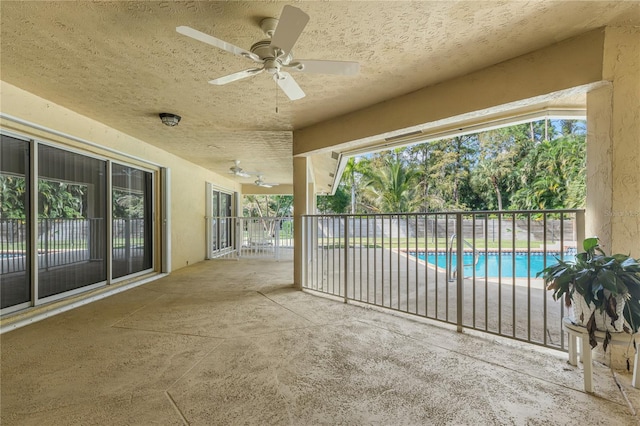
[1,1,639,187]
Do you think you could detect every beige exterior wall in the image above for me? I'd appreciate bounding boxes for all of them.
[586,27,640,258]
[0,81,241,272]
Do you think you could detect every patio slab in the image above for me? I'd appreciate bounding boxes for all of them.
[1,259,639,425]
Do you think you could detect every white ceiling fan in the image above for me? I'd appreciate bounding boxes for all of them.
[255,175,279,188]
[228,160,252,178]
[176,5,359,100]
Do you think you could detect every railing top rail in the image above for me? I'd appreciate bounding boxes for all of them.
[208,216,293,220]
[303,209,585,218]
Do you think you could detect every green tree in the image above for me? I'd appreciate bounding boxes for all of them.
[341,157,368,214]
[37,179,85,218]
[113,190,145,218]
[243,195,293,218]
[317,185,350,214]
[0,175,27,218]
[361,153,420,213]
[511,135,585,209]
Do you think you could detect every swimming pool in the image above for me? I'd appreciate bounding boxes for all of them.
[412,252,573,278]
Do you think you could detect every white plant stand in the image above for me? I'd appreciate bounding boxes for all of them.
[563,317,639,393]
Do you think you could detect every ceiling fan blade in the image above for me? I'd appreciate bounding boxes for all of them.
[270,5,309,54]
[294,60,360,75]
[176,26,261,62]
[275,72,305,100]
[209,68,264,85]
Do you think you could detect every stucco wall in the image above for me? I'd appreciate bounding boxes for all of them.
[586,27,640,258]
[0,81,240,271]
[294,28,605,156]
[602,27,640,257]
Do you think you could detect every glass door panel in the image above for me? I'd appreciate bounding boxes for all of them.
[112,164,153,278]
[0,135,30,309]
[37,145,107,298]
[210,190,234,255]
[211,192,218,252]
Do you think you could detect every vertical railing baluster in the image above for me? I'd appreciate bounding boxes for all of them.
[543,212,548,346]
[434,214,439,320]
[456,213,463,333]
[424,214,429,318]
[396,215,400,310]
[498,212,502,335]
[484,214,488,332]
[472,214,476,329]
[344,216,349,303]
[366,215,370,303]
[414,215,418,314]
[512,213,516,338]
[527,213,531,342]
[374,216,377,305]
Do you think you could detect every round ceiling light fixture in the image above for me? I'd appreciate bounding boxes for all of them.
[159,113,181,127]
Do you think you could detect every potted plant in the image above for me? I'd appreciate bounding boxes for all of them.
[538,237,640,350]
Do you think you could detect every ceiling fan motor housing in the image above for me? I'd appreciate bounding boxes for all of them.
[260,17,278,37]
[250,40,293,65]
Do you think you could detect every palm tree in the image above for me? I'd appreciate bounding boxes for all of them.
[342,157,369,214]
[470,160,509,210]
[361,155,420,213]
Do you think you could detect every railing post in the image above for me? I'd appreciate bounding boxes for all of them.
[456,213,464,333]
[44,219,49,270]
[300,216,306,287]
[275,218,280,260]
[575,210,585,246]
[344,216,349,303]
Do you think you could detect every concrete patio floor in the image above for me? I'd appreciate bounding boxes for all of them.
[2,259,640,425]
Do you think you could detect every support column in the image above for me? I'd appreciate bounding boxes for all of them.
[293,157,309,289]
[586,27,640,371]
[307,182,316,215]
[586,27,640,258]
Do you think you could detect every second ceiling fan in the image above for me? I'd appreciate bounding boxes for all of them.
[177,5,359,100]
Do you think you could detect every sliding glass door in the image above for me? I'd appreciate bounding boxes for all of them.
[1,132,158,314]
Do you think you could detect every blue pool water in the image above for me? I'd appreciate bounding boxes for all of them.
[1,252,24,259]
[412,252,573,278]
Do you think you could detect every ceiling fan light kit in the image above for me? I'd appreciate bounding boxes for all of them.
[176,5,359,101]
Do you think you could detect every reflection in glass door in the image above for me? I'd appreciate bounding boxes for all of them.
[0,135,31,309]
[37,145,107,299]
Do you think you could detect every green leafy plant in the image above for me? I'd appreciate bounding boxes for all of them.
[538,237,640,349]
